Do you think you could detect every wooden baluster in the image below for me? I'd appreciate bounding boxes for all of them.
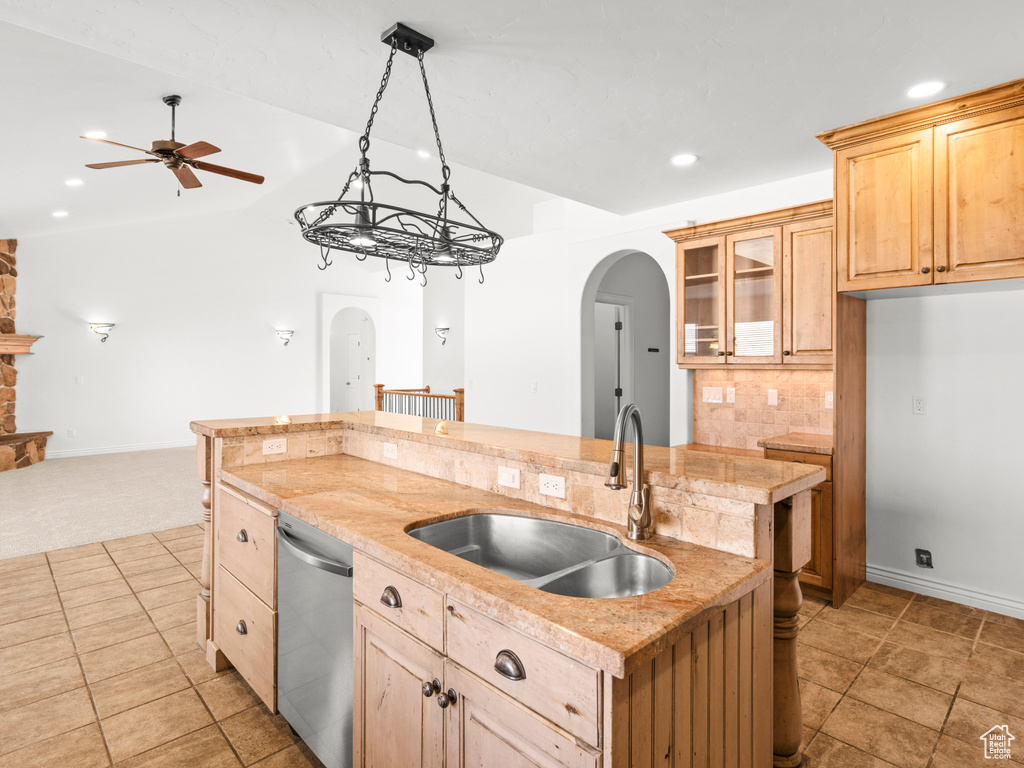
[374,383,384,412]
[454,388,465,422]
[772,490,812,768]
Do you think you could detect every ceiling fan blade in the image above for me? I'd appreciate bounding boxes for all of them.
[191,160,264,185]
[173,165,203,189]
[176,141,221,159]
[85,159,161,169]
[80,136,155,155]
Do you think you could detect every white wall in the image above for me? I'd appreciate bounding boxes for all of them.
[865,282,1024,616]
[421,268,465,396]
[15,208,422,456]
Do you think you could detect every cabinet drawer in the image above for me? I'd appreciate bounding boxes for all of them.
[446,600,600,747]
[217,487,277,607]
[764,448,832,482]
[214,566,276,710]
[353,552,444,653]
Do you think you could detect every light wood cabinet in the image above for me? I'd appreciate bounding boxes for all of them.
[666,201,833,368]
[820,78,1024,291]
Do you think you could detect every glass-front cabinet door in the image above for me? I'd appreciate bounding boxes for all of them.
[675,236,727,364]
[726,227,782,364]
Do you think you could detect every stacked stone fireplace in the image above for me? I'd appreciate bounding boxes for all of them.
[0,239,50,471]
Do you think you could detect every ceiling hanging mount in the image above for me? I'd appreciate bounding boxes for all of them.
[295,22,502,285]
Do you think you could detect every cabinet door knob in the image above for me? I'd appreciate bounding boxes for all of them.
[726,351,733,356]
[936,265,946,272]
[380,586,402,609]
[783,350,791,356]
[235,620,247,636]
[494,650,527,681]
[437,689,458,708]
[236,529,248,543]
[717,351,725,356]
[422,679,440,698]
[921,267,931,274]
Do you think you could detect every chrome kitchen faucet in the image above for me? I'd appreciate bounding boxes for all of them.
[605,403,652,541]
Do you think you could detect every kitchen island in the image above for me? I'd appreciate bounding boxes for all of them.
[190,412,824,767]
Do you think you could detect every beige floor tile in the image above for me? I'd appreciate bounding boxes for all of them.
[117,554,181,578]
[136,580,201,611]
[154,526,204,543]
[46,541,107,563]
[163,535,204,553]
[90,658,192,718]
[55,564,124,593]
[60,578,133,610]
[173,547,204,566]
[801,679,842,730]
[0,590,63,626]
[912,594,986,618]
[979,621,1024,655]
[958,667,1024,720]
[943,698,1024,765]
[0,686,97,756]
[868,642,966,695]
[100,688,213,763]
[126,564,195,593]
[798,619,881,663]
[108,543,170,565]
[250,744,319,767]
[148,599,196,631]
[196,670,261,721]
[177,648,229,686]
[798,642,863,693]
[49,552,114,577]
[104,533,161,552]
[185,561,204,579]
[80,632,171,683]
[821,698,938,768]
[861,581,916,601]
[815,605,897,639]
[929,734,999,768]
[885,621,974,662]
[0,610,68,649]
[901,602,982,640]
[0,722,110,768]
[969,642,1024,682]
[0,552,48,575]
[0,576,57,605]
[220,706,298,765]
[1,564,53,589]
[985,611,1024,633]
[0,632,76,675]
[161,622,201,656]
[843,588,912,618]
[846,667,952,730]
[72,612,157,655]
[804,732,900,768]
[0,656,85,713]
[65,595,145,630]
[116,724,241,768]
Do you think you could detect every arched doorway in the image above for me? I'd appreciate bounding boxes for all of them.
[325,304,377,414]
[581,251,671,445]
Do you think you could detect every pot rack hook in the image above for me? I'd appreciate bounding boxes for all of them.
[478,263,485,284]
[384,256,392,283]
[317,245,333,271]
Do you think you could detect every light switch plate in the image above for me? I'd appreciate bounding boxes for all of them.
[539,473,566,499]
[702,386,723,404]
[263,438,286,455]
[767,389,779,407]
[382,442,398,459]
[497,466,521,490]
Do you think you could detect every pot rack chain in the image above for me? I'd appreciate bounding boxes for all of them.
[417,48,450,224]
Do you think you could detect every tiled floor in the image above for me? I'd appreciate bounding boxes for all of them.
[798,581,1024,767]
[0,526,322,767]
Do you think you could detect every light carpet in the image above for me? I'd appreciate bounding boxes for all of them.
[0,446,201,559]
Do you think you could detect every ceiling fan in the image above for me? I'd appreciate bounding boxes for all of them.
[81,95,265,190]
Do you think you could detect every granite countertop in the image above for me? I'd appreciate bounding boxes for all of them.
[757,432,834,456]
[194,411,824,505]
[220,453,773,678]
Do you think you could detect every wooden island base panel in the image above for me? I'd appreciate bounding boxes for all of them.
[191,412,822,766]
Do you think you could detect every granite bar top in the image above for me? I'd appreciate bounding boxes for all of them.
[757,432,835,456]
[220,453,773,678]
[193,412,824,505]
[671,442,763,459]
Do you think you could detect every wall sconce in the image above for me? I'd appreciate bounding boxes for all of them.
[434,327,450,346]
[89,323,114,342]
[276,330,294,346]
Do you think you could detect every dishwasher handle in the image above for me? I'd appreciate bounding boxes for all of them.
[276,527,354,577]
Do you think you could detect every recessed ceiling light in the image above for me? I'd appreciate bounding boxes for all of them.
[52,210,69,218]
[417,149,430,159]
[906,81,946,99]
[671,153,698,167]
[84,130,107,139]
[65,178,84,187]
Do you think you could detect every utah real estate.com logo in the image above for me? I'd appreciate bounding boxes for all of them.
[980,725,1015,760]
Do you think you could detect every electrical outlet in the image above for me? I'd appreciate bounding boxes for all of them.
[530,382,538,393]
[825,392,834,410]
[702,386,723,404]
[382,442,398,459]
[262,438,286,455]
[497,466,521,490]
[726,388,736,404]
[913,395,927,415]
[915,548,933,568]
[767,389,779,407]
[539,473,566,499]
[67,428,76,438]
[75,375,84,385]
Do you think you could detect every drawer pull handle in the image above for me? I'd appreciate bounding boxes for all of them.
[437,688,458,709]
[494,650,526,681]
[235,620,247,636]
[422,679,440,698]
[380,586,402,609]
[236,529,248,543]
[936,265,946,272]
[792,460,805,464]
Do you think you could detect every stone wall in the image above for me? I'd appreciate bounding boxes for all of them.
[0,239,17,435]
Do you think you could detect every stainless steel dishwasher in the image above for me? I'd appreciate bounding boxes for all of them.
[277,510,354,768]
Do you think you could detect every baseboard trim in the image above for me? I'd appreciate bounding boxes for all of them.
[46,440,195,459]
[866,563,1024,620]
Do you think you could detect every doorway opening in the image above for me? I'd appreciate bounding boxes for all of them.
[329,308,376,412]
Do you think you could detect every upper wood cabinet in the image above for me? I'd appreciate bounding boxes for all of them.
[665,201,833,368]
[819,78,1024,291]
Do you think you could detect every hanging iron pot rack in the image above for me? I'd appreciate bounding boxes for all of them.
[295,23,503,286]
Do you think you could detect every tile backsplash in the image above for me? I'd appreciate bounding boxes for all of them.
[693,369,834,451]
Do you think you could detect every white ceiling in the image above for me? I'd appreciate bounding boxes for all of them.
[3,1,1024,237]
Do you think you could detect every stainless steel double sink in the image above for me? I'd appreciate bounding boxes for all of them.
[407,511,673,598]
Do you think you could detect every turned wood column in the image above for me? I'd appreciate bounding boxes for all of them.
[773,490,812,768]
[196,435,213,651]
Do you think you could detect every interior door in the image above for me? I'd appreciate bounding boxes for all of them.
[593,300,631,439]
[345,333,362,411]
